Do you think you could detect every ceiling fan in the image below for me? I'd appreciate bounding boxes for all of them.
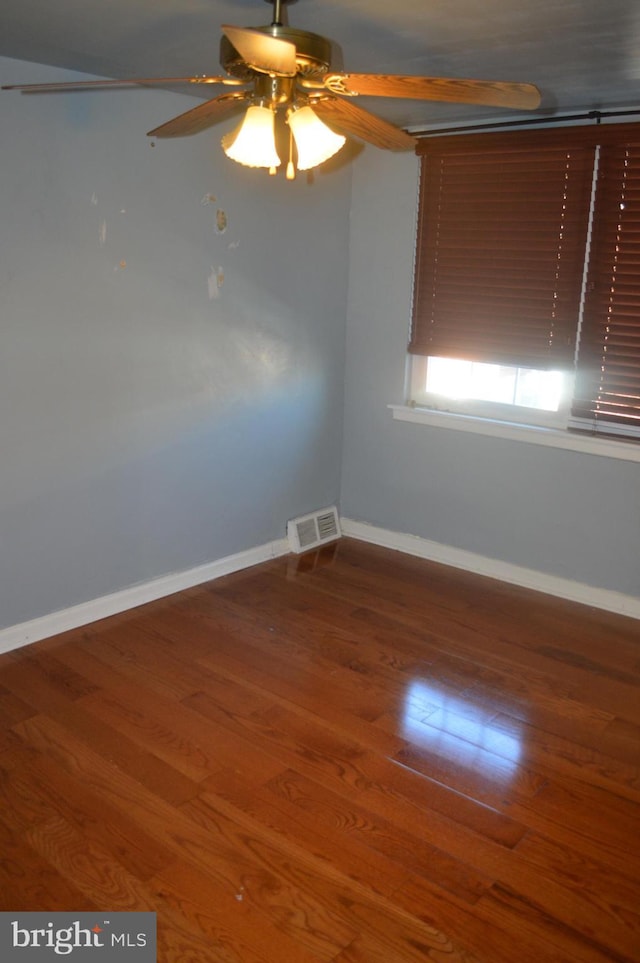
[2,0,541,178]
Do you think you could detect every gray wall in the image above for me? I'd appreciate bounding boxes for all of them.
[341,147,640,598]
[0,57,351,629]
[3,55,638,634]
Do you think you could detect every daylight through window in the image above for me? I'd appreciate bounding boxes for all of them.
[409,123,640,439]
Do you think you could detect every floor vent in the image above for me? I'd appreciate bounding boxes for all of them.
[287,506,341,554]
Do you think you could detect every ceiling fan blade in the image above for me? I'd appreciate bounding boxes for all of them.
[147,93,247,138]
[326,74,541,110]
[221,25,297,76]
[312,98,416,152]
[1,76,239,94]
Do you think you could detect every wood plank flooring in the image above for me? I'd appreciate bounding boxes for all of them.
[1,538,639,962]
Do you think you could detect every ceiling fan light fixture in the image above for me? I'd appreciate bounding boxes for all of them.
[288,105,346,171]
[221,104,281,169]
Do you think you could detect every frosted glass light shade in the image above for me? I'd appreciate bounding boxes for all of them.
[222,106,281,169]
[288,106,346,170]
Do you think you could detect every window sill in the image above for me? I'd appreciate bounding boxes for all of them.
[389,404,640,463]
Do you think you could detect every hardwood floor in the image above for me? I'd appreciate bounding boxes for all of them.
[1,538,639,962]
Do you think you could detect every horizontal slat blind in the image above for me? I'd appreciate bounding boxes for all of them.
[571,143,640,433]
[410,134,595,369]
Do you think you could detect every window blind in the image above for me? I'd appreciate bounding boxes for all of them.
[410,130,595,370]
[571,142,640,433]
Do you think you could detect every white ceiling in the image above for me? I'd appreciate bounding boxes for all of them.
[2,0,640,132]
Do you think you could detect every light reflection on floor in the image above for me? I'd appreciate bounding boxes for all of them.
[401,680,523,781]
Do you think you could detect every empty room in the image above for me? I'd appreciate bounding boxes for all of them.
[0,1,639,960]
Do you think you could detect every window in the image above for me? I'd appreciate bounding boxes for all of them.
[409,124,640,440]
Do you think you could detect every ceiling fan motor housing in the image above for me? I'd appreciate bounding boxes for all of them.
[220,26,334,80]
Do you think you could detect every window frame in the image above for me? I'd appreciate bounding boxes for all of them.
[390,402,640,463]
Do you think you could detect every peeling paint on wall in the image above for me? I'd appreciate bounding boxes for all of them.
[215,209,228,234]
[208,265,224,299]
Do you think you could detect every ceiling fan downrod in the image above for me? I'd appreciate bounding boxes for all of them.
[266,0,298,27]
[270,0,284,27]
